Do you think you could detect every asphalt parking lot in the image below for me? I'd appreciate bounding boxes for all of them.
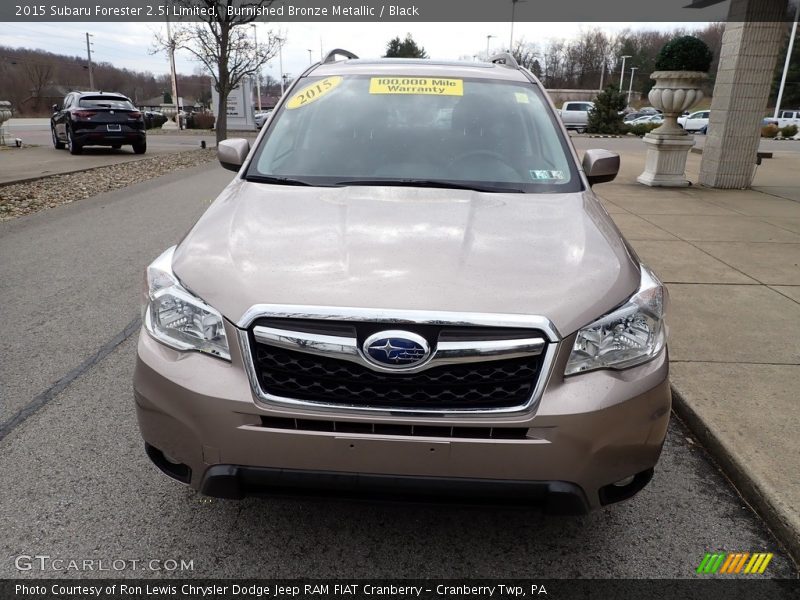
[0,161,798,579]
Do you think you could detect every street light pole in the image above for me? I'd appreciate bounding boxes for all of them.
[775,1,799,119]
[509,0,525,51]
[307,49,313,65]
[251,24,262,112]
[618,55,631,92]
[627,67,638,105]
[486,34,495,60]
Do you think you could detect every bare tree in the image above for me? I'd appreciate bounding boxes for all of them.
[154,1,280,142]
[23,60,53,111]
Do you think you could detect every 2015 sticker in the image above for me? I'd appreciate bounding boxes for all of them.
[369,77,463,96]
[286,76,343,109]
[530,170,565,180]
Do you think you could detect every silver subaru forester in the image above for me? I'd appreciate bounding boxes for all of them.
[133,51,670,513]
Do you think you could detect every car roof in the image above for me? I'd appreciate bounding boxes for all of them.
[73,91,130,99]
[309,58,533,83]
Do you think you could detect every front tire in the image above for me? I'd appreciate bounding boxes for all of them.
[52,127,65,149]
[132,140,147,154]
[66,126,82,155]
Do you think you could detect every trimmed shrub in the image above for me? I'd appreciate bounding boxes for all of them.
[587,86,627,134]
[655,36,713,72]
[761,124,779,138]
[780,124,798,138]
[187,112,215,129]
[627,122,661,137]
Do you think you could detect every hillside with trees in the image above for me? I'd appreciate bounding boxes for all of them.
[0,46,213,115]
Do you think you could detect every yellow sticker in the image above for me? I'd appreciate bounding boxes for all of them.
[369,77,463,96]
[286,76,343,109]
[515,92,530,104]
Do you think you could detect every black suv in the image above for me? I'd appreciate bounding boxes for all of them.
[51,91,146,155]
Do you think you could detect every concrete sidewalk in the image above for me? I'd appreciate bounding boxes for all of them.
[595,147,800,560]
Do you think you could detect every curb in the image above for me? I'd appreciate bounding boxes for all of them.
[670,384,800,563]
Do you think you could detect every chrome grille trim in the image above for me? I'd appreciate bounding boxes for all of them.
[237,306,560,416]
[237,304,561,342]
[252,324,545,374]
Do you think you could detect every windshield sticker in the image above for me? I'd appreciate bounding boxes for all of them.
[286,76,343,109]
[514,92,530,104]
[530,170,566,181]
[369,77,463,96]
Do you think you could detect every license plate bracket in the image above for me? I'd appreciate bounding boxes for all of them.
[107,124,121,132]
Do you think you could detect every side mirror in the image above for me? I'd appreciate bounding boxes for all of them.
[217,138,250,172]
[583,149,620,186]
[52,104,59,112]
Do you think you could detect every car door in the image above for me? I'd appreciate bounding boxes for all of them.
[685,111,704,131]
[53,94,71,139]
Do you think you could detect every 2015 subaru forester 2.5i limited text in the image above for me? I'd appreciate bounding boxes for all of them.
[133,51,670,513]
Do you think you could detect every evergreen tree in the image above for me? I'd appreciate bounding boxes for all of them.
[383,34,428,59]
[587,87,627,134]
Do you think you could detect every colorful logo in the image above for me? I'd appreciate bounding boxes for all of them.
[696,552,773,575]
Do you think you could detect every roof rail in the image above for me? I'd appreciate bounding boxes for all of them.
[322,49,359,64]
[489,52,520,69]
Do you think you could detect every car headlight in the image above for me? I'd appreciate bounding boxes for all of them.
[565,265,667,375]
[142,246,230,361]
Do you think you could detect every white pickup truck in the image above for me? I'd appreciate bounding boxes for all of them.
[557,101,594,133]
[766,109,800,129]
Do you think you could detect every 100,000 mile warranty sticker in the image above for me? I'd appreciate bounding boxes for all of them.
[369,77,463,96]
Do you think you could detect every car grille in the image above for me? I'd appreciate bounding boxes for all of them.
[248,320,546,410]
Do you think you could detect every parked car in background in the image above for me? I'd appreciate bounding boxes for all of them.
[631,114,663,125]
[770,109,800,129]
[557,100,594,133]
[134,53,671,512]
[143,111,167,129]
[51,91,146,154]
[254,109,273,129]
[623,112,642,123]
[677,110,709,133]
[638,107,662,116]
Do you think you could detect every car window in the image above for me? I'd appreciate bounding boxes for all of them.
[63,95,72,109]
[782,111,795,118]
[78,96,135,109]
[250,75,581,193]
[702,112,710,118]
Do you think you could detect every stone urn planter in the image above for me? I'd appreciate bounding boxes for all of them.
[637,71,707,187]
[637,35,713,188]
[0,101,12,145]
[648,71,707,134]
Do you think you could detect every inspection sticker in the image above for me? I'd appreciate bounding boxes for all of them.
[286,76,343,109]
[530,170,566,180]
[369,77,463,96]
[514,92,530,104]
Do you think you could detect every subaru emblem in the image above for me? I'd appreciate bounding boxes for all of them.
[362,330,430,370]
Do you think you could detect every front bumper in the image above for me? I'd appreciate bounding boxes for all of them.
[133,322,670,511]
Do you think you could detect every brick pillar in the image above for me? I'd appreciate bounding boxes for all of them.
[699,0,786,189]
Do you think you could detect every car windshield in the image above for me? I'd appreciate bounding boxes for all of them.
[248,74,581,193]
[78,96,135,109]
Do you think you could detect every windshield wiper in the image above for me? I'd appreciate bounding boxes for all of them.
[245,175,314,186]
[334,179,524,193]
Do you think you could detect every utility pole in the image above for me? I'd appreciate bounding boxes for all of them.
[775,1,799,119]
[486,34,495,60]
[599,62,605,91]
[251,24,262,112]
[627,67,638,106]
[278,37,285,95]
[85,32,94,89]
[307,49,313,65]
[165,16,180,128]
[618,55,631,92]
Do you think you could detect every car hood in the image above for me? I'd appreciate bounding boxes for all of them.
[172,179,640,338]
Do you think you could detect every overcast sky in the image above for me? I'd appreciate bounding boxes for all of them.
[2,21,703,82]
